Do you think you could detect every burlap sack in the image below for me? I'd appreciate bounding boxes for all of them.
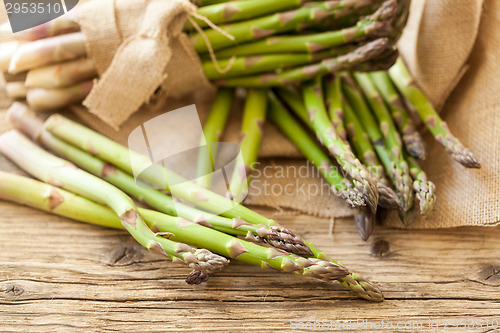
[70,0,499,228]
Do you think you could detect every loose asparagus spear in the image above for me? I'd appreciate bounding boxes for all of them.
[302,77,379,213]
[354,209,375,241]
[8,32,87,74]
[405,152,436,216]
[0,130,229,275]
[0,171,351,284]
[25,58,97,89]
[26,81,93,111]
[197,88,234,188]
[389,58,481,168]
[342,98,401,210]
[186,0,305,30]
[7,102,312,256]
[228,88,267,202]
[216,37,392,87]
[352,72,413,212]
[40,113,384,301]
[191,0,377,53]
[268,92,366,209]
[369,71,426,159]
[213,0,396,57]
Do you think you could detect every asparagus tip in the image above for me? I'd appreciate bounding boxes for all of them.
[354,210,375,241]
[341,273,384,302]
[451,150,481,169]
[376,183,401,210]
[403,132,427,160]
[341,187,367,210]
[263,226,314,257]
[185,270,211,285]
[414,180,436,216]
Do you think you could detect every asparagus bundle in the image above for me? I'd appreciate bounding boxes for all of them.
[1,0,406,110]
[0,130,230,281]
[0,172,350,285]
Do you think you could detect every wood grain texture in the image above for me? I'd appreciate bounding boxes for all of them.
[0,108,500,333]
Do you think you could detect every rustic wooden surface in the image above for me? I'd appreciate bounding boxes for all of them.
[1,102,500,333]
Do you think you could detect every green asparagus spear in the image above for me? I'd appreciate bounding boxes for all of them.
[302,77,379,213]
[213,0,396,57]
[352,71,413,212]
[197,88,234,188]
[0,130,229,275]
[40,112,384,301]
[203,48,355,80]
[268,91,366,208]
[389,58,480,168]
[0,171,352,285]
[228,89,267,202]
[216,37,391,87]
[369,71,426,160]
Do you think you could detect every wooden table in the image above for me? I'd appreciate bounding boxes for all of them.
[1,106,500,332]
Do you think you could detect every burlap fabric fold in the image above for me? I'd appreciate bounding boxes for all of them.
[75,0,210,129]
[71,0,499,228]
